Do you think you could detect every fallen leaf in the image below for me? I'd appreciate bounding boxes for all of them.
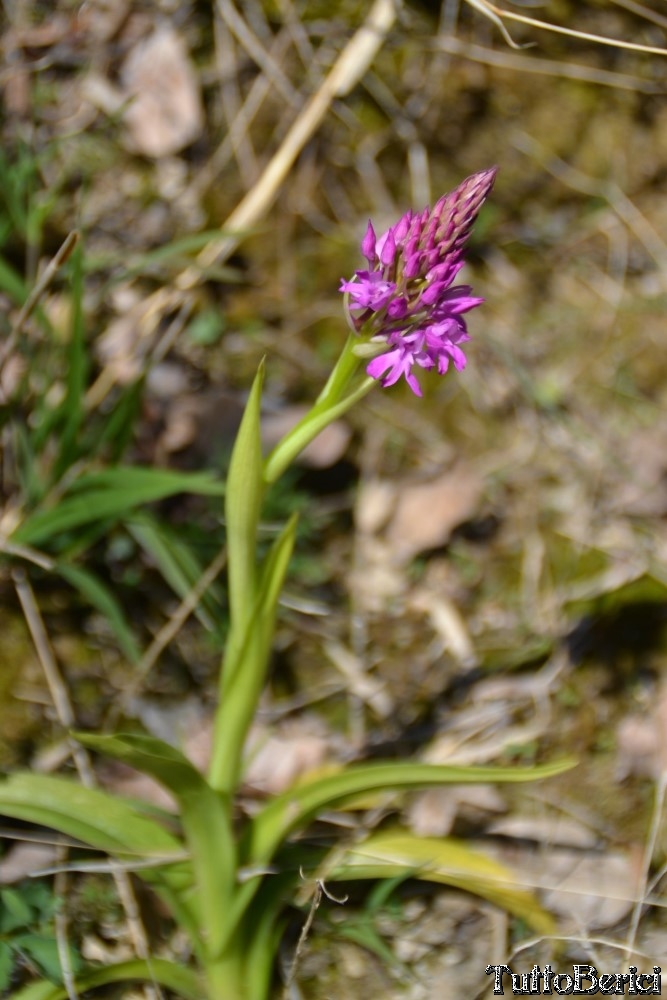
[487,842,641,932]
[0,841,59,884]
[385,464,484,563]
[244,715,334,795]
[487,814,598,850]
[355,478,397,535]
[261,405,352,468]
[120,24,204,157]
[407,785,505,838]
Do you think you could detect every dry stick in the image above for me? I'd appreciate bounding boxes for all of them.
[283,873,348,997]
[468,0,667,56]
[216,0,300,107]
[214,7,260,186]
[625,773,667,964]
[188,0,397,278]
[0,539,54,572]
[513,132,667,288]
[54,856,78,1000]
[0,230,79,371]
[108,543,228,728]
[610,0,667,31]
[84,0,397,414]
[191,26,294,200]
[436,34,661,93]
[12,569,164,1000]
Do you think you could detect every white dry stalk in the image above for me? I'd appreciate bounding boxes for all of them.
[466,0,667,56]
[84,0,398,411]
[12,570,164,1000]
[435,35,660,93]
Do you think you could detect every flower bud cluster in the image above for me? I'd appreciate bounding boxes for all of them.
[340,166,497,396]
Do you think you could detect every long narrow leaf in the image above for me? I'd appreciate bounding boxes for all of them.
[74,732,236,959]
[12,467,226,547]
[102,380,145,461]
[209,513,298,794]
[56,562,142,664]
[0,772,200,946]
[0,773,182,857]
[52,243,86,481]
[225,362,264,634]
[246,758,576,865]
[127,514,225,634]
[8,957,204,1000]
[329,827,554,934]
[65,467,226,494]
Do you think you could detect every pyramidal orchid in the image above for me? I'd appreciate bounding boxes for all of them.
[340,166,497,396]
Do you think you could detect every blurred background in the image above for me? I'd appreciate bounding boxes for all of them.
[2,0,667,995]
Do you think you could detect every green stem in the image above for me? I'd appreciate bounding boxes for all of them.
[203,952,246,1000]
[263,334,374,485]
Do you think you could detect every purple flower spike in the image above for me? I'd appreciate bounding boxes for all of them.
[340,166,496,395]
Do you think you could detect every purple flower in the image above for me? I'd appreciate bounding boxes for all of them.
[340,167,496,396]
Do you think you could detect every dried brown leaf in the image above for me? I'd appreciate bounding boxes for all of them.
[261,405,352,468]
[385,464,484,563]
[120,25,204,157]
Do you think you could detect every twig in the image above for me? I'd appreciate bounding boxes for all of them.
[0,539,55,572]
[189,0,397,275]
[12,568,163,1000]
[0,230,79,370]
[436,34,662,93]
[216,0,299,107]
[82,1,397,411]
[191,26,293,199]
[283,871,348,996]
[467,0,667,56]
[109,542,228,726]
[625,773,667,963]
[54,855,79,1000]
[214,6,260,187]
[609,0,667,30]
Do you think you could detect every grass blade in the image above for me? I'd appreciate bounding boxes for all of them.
[247,758,577,864]
[12,467,226,547]
[56,562,142,665]
[8,957,204,1000]
[330,827,554,934]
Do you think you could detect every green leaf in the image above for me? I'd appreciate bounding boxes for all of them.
[209,513,298,794]
[73,732,236,958]
[0,941,12,991]
[52,243,86,482]
[0,773,201,950]
[0,887,32,932]
[247,758,576,865]
[127,514,225,634]
[225,361,265,633]
[7,957,204,1000]
[56,562,142,664]
[0,773,182,858]
[64,467,226,497]
[336,920,404,972]
[11,933,79,985]
[0,254,27,303]
[330,827,554,935]
[91,377,145,463]
[12,467,226,547]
